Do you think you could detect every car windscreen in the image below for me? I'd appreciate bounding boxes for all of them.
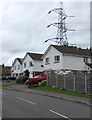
[34,75,42,78]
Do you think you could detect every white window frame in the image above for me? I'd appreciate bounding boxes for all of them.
[54,55,60,63]
[29,61,33,67]
[18,65,20,70]
[14,66,16,70]
[24,62,26,68]
[45,57,50,65]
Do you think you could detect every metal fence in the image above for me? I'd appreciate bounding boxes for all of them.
[47,70,92,94]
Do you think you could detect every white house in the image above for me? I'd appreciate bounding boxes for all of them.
[42,45,92,72]
[11,58,23,77]
[22,52,44,77]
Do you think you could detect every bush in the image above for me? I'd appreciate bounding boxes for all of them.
[16,76,28,84]
[23,76,28,82]
[28,84,38,88]
[16,78,24,84]
[39,80,47,87]
[20,79,24,84]
[28,80,47,88]
[16,78,20,83]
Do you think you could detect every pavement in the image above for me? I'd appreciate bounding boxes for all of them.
[2,81,91,106]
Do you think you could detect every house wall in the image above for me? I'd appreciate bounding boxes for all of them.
[0,65,2,76]
[43,46,63,71]
[22,55,43,78]
[12,60,22,77]
[22,54,34,78]
[62,54,90,71]
[43,46,90,72]
[34,60,43,72]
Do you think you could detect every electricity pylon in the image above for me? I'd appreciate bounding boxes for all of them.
[45,2,75,45]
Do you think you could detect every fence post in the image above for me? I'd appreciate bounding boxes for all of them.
[85,72,87,94]
[74,74,76,92]
[56,73,58,88]
[46,72,49,86]
[64,75,66,89]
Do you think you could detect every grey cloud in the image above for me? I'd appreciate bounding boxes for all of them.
[1,2,90,66]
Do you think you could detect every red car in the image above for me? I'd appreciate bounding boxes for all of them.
[26,75,47,85]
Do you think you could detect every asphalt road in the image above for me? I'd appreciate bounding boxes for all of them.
[0,89,2,119]
[2,89,90,119]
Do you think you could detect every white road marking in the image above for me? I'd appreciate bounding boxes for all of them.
[49,109,71,120]
[16,97,36,105]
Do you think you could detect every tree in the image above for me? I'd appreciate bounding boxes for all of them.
[24,70,29,77]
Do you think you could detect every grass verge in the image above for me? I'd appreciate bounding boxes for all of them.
[32,86,92,98]
[0,84,10,87]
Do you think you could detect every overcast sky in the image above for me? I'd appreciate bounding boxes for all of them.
[0,0,90,66]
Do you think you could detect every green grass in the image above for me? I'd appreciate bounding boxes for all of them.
[32,86,92,98]
[0,84,10,87]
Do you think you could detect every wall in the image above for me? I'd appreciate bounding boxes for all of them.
[63,54,89,71]
[47,70,91,94]
[43,46,63,71]
[0,65,2,76]
[22,54,34,78]
[22,55,43,78]
[12,60,22,76]
[43,46,90,72]
[34,60,43,72]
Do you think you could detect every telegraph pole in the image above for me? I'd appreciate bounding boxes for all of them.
[45,2,75,45]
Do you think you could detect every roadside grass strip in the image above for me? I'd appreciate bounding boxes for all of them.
[32,86,92,98]
[0,84,10,87]
[49,109,72,120]
[16,97,36,105]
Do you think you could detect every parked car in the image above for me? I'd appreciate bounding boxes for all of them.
[2,76,16,81]
[7,76,16,80]
[2,76,6,80]
[26,75,47,85]
[16,76,28,83]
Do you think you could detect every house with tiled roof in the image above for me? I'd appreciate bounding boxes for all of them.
[42,44,92,72]
[22,52,44,77]
[11,58,23,77]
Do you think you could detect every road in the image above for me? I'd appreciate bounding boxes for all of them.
[2,89,90,119]
[0,88,2,120]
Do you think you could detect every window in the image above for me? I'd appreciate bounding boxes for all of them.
[18,65,20,70]
[29,61,33,67]
[45,57,50,65]
[84,57,88,63]
[24,62,26,68]
[14,66,16,70]
[54,56,60,63]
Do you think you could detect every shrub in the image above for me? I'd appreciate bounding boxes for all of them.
[23,76,28,82]
[28,84,38,88]
[16,76,28,84]
[39,80,47,87]
[20,79,24,84]
[16,78,20,83]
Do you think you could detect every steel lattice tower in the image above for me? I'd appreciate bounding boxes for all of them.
[45,2,74,45]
